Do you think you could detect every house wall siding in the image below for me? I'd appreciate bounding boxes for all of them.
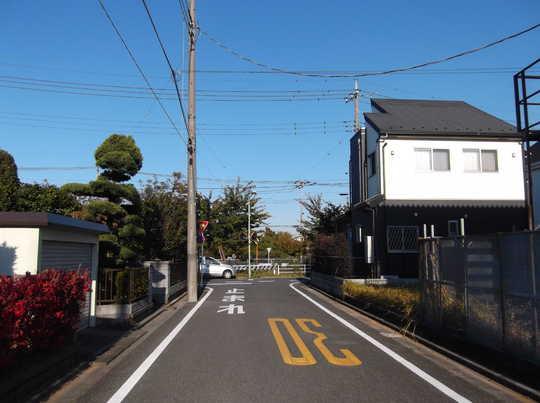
[349,133,361,205]
[0,228,40,276]
[532,165,540,228]
[366,123,381,199]
[382,138,525,201]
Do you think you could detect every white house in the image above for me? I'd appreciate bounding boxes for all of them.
[0,212,109,328]
[349,99,526,278]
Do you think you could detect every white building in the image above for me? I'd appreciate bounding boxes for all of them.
[349,99,526,277]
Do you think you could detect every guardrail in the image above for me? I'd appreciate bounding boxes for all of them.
[231,262,310,275]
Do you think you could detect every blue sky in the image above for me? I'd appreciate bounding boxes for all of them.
[1,0,539,231]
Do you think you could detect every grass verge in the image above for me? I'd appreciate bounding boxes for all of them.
[342,281,420,332]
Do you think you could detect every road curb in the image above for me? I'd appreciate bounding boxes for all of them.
[133,291,187,330]
[303,281,540,401]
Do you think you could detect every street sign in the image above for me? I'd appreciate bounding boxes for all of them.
[199,220,209,233]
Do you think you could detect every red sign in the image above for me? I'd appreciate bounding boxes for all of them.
[199,220,209,233]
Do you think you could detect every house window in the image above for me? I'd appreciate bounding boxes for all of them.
[387,226,419,253]
[448,220,459,237]
[415,148,450,172]
[463,149,498,172]
[481,150,498,172]
[355,225,363,243]
[368,152,377,177]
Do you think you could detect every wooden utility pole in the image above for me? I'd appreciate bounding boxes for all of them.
[187,0,198,302]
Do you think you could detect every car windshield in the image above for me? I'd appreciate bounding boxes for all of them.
[207,257,220,264]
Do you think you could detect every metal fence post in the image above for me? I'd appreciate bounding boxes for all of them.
[529,232,538,360]
[496,233,506,350]
[148,265,153,304]
[463,236,469,338]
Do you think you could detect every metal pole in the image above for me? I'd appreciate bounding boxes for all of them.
[248,201,251,279]
[354,80,359,131]
[521,72,535,230]
[186,0,198,302]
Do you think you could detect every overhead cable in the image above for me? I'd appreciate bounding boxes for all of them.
[200,22,540,78]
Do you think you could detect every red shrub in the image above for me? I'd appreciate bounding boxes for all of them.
[0,270,90,368]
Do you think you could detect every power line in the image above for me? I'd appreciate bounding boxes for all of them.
[0,81,357,102]
[18,165,348,185]
[2,61,539,77]
[0,110,352,129]
[0,120,352,136]
[96,0,187,145]
[0,75,387,97]
[176,0,191,28]
[200,22,540,78]
[140,0,189,134]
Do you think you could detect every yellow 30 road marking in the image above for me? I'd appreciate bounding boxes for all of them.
[296,319,362,366]
[268,317,362,367]
[268,318,316,365]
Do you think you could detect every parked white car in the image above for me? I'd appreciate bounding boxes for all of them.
[199,256,236,279]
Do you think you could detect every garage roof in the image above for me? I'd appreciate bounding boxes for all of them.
[0,212,109,233]
[364,99,519,137]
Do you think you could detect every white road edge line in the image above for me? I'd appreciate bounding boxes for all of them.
[107,287,215,403]
[289,282,471,403]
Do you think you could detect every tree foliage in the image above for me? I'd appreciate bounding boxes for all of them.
[297,194,347,241]
[0,149,20,211]
[63,134,145,267]
[140,173,188,261]
[203,182,269,259]
[95,135,143,182]
[258,228,303,258]
[17,182,80,215]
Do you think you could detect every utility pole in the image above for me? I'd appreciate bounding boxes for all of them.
[248,201,251,279]
[353,80,360,131]
[186,0,198,302]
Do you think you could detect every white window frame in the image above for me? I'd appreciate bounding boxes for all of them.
[386,225,419,254]
[463,148,498,173]
[414,148,450,172]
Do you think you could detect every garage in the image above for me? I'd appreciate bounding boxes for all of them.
[41,241,93,271]
[0,212,109,328]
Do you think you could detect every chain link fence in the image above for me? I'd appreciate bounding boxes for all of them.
[419,232,539,365]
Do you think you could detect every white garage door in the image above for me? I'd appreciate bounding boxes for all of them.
[41,241,93,329]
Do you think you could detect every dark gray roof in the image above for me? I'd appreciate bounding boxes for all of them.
[0,212,109,233]
[381,199,525,208]
[364,98,518,137]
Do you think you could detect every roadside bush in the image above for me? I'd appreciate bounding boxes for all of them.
[311,233,352,277]
[0,270,90,369]
[342,281,420,328]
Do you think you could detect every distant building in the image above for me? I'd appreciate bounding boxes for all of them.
[349,99,527,278]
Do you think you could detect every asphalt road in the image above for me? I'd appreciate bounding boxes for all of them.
[56,279,529,403]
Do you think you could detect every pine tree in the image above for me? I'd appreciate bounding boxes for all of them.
[63,135,145,267]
